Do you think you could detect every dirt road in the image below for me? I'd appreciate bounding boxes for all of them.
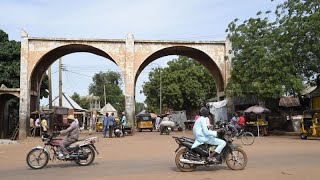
[0,131,319,180]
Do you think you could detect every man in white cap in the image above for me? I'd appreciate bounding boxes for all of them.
[59,114,80,157]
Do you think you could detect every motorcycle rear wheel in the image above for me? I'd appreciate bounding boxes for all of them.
[175,148,196,172]
[75,145,95,166]
[240,132,255,145]
[225,147,247,170]
[26,148,49,169]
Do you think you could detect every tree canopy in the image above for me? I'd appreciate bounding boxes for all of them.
[71,92,90,110]
[0,30,21,88]
[88,71,124,112]
[0,29,49,99]
[135,102,145,114]
[143,56,216,113]
[226,0,319,102]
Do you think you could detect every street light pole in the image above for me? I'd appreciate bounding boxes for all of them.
[159,68,162,115]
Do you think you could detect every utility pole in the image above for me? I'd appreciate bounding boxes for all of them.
[59,58,62,107]
[160,68,162,115]
[48,66,52,109]
[104,85,106,106]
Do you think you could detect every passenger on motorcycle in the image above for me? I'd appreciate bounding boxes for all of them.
[229,112,239,135]
[159,113,174,132]
[229,112,245,136]
[191,107,226,163]
[59,115,80,157]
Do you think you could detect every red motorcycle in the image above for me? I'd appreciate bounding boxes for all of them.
[26,132,99,169]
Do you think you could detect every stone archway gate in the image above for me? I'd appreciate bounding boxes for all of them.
[19,30,232,139]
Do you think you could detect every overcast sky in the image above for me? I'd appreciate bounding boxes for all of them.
[0,0,282,106]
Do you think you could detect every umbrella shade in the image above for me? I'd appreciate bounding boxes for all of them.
[244,105,271,114]
[150,113,157,119]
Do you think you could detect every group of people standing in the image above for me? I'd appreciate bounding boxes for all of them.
[29,114,49,136]
[102,112,127,138]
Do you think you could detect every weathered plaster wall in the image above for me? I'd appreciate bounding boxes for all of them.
[19,33,230,139]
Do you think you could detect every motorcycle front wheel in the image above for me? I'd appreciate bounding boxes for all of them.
[26,148,49,169]
[75,145,95,166]
[225,147,247,170]
[175,148,196,172]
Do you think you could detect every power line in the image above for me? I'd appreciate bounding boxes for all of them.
[64,70,92,78]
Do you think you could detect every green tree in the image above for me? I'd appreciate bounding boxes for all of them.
[275,0,320,85]
[88,71,125,112]
[143,56,216,113]
[225,1,318,102]
[0,29,49,99]
[0,30,21,88]
[135,102,145,114]
[71,92,90,110]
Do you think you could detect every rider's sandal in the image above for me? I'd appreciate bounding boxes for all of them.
[207,156,219,163]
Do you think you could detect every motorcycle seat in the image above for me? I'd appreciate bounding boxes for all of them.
[66,146,78,152]
[68,139,85,148]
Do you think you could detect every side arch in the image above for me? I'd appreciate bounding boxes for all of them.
[135,46,225,93]
[0,91,20,98]
[0,94,19,138]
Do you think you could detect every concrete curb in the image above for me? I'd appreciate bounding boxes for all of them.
[0,139,19,144]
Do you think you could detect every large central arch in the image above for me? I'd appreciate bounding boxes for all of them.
[19,31,232,139]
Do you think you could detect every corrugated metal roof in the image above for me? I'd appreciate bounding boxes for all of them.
[279,97,300,107]
[232,95,258,105]
[51,93,85,110]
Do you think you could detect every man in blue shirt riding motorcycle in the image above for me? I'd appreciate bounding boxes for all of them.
[191,107,226,163]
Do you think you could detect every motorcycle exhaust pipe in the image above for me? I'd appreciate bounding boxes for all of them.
[180,158,205,165]
[78,154,88,160]
[69,154,88,160]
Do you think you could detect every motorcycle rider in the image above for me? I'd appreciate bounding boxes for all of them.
[234,112,245,136]
[229,112,239,135]
[59,114,80,157]
[191,107,226,163]
[159,113,174,133]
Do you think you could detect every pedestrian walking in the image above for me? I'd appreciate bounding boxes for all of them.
[121,112,127,137]
[107,113,115,138]
[102,113,109,138]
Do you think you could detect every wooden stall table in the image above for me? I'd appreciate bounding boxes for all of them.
[246,120,268,137]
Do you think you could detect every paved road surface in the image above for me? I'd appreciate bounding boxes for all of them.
[0,130,319,180]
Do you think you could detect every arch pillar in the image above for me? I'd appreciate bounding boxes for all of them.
[19,30,30,140]
[124,33,136,132]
